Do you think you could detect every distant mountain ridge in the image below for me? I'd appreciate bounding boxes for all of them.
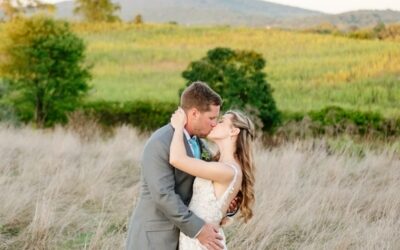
[54,0,322,26]
[2,0,400,29]
[283,9,400,29]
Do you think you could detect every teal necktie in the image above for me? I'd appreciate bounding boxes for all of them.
[188,136,201,159]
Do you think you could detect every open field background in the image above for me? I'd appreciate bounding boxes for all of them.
[0,125,399,249]
[1,21,400,249]
[61,23,400,117]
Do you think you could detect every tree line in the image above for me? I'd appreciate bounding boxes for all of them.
[0,0,139,23]
[303,21,400,41]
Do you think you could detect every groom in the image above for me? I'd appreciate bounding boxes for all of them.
[126,82,228,250]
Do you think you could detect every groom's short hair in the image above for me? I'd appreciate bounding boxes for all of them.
[181,81,222,112]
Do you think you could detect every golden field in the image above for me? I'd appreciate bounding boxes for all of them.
[0,125,399,249]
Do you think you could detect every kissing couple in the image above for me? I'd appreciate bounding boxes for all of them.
[126,81,256,250]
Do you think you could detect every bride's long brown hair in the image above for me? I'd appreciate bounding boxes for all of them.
[213,110,255,223]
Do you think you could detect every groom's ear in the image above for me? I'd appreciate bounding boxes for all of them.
[189,107,200,119]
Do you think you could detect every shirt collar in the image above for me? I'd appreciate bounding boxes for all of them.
[183,128,198,141]
[183,128,191,141]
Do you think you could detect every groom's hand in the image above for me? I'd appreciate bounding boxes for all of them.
[196,223,224,250]
[220,216,233,227]
[227,193,242,217]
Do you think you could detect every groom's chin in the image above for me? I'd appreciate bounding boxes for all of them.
[198,134,208,139]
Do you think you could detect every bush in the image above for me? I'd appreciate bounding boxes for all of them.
[81,100,177,132]
[347,29,375,40]
[378,24,400,41]
[344,23,400,41]
[279,106,400,139]
[308,106,383,135]
[82,101,400,138]
[303,22,339,35]
[181,47,281,132]
[0,15,91,127]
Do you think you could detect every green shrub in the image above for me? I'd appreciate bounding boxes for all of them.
[347,30,375,40]
[378,24,400,41]
[80,100,400,139]
[280,106,400,138]
[81,100,177,132]
[181,47,281,132]
[308,106,383,135]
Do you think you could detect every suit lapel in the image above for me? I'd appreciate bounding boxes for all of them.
[183,133,194,158]
[177,132,195,179]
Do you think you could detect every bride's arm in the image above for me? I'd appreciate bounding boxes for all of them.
[169,108,234,183]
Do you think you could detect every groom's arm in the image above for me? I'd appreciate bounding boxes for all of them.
[142,139,205,238]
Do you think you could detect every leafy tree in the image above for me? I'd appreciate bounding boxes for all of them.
[181,47,281,132]
[133,14,143,24]
[373,21,386,36]
[0,0,54,21]
[0,15,91,127]
[379,24,400,40]
[0,0,20,20]
[0,79,18,124]
[74,0,121,22]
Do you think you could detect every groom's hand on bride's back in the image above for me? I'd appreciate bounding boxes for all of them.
[220,194,242,227]
[196,223,224,250]
[227,193,243,217]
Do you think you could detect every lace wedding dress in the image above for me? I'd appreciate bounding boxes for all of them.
[179,164,239,250]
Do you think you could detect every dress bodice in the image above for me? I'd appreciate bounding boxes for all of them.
[179,163,239,250]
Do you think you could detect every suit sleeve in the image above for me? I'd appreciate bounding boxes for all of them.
[142,139,205,238]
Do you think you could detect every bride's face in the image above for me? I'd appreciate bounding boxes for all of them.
[207,114,235,141]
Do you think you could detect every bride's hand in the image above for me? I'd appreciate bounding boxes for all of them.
[170,107,187,129]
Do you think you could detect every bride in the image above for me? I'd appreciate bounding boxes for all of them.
[169,107,255,250]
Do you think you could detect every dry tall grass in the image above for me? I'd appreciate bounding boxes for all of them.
[0,125,399,249]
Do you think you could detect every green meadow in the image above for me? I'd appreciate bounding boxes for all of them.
[2,22,400,116]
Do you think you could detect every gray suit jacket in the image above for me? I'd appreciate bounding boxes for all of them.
[126,124,205,250]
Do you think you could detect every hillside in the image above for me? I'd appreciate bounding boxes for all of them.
[64,23,400,117]
[284,9,400,30]
[2,1,400,29]
[51,0,400,29]
[53,0,321,25]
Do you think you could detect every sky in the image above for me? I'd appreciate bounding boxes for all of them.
[40,0,400,14]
